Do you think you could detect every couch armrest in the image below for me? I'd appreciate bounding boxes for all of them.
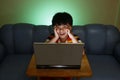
[0,43,5,63]
[114,42,120,63]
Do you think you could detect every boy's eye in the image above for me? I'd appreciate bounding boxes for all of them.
[55,25,70,30]
[57,27,67,30]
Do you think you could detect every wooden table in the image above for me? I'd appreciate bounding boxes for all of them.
[26,54,92,80]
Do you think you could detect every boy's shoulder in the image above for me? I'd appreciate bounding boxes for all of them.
[74,35,79,40]
[48,33,54,40]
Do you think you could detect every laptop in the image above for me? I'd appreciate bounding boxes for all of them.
[33,42,84,69]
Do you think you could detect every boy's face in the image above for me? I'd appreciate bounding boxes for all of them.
[54,24,72,39]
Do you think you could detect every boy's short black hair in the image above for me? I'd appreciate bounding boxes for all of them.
[52,12,73,26]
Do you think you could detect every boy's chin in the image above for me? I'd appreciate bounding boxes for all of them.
[59,35,67,39]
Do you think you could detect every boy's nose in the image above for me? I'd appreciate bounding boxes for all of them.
[60,29,65,33]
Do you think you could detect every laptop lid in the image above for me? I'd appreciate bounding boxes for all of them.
[33,42,84,69]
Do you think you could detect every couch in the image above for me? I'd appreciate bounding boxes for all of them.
[0,23,120,80]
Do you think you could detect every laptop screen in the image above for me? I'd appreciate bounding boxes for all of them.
[33,43,84,69]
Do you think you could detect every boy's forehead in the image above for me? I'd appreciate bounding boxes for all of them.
[55,24,71,28]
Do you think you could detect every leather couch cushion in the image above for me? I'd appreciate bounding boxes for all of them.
[13,24,33,54]
[81,55,120,80]
[0,43,4,63]
[0,54,33,80]
[0,24,15,54]
[33,25,50,42]
[114,43,120,63]
[85,25,106,54]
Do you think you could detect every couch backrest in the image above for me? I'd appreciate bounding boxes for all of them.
[0,24,15,54]
[0,23,120,55]
[82,24,120,54]
[0,23,34,54]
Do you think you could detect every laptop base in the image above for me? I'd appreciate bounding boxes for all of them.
[36,65,81,69]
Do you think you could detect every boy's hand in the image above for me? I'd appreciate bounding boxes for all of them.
[66,29,78,43]
[48,27,59,43]
[66,29,74,39]
[54,27,59,39]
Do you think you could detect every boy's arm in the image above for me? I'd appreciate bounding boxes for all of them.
[47,28,59,43]
[47,37,58,43]
[69,34,78,43]
[67,29,78,43]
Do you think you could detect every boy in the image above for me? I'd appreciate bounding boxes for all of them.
[47,12,81,43]
[43,12,83,80]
